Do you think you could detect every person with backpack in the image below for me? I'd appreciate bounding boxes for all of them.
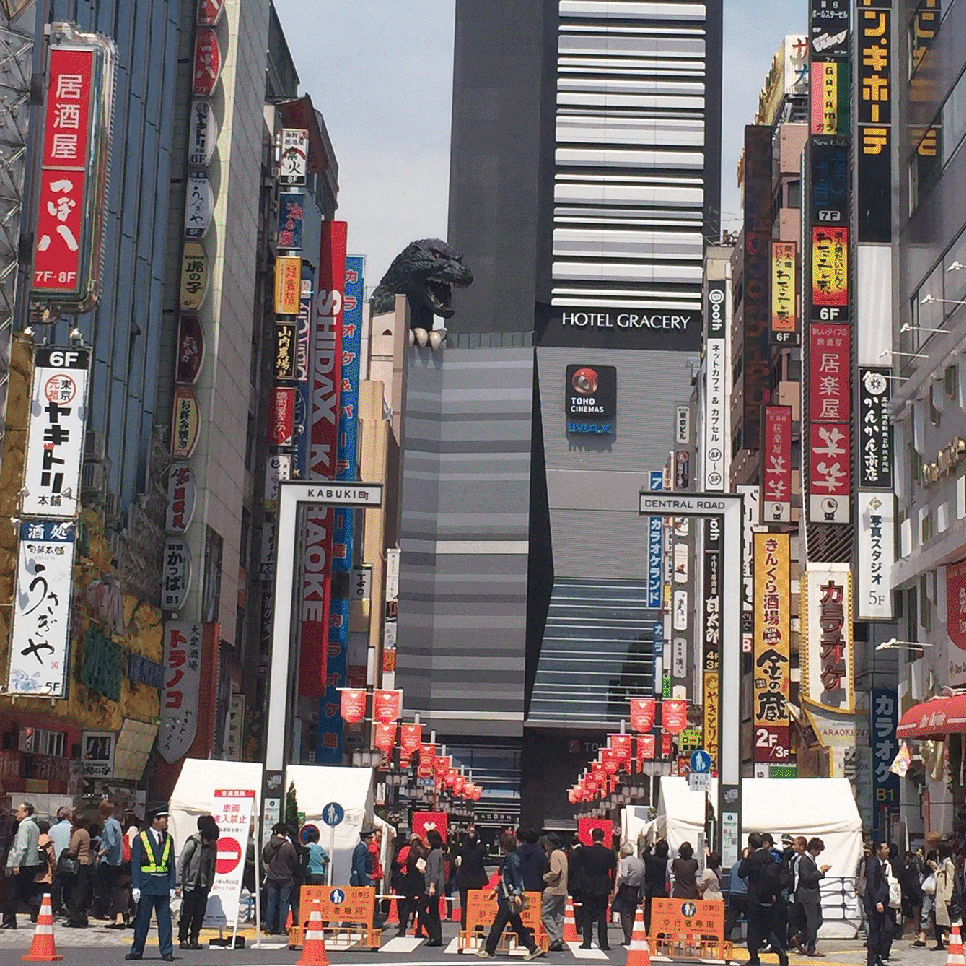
[176,816,219,950]
[739,832,789,966]
[261,823,299,936]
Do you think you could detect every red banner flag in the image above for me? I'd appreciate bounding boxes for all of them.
[400,723,422,758]
[373,689,402,723]
[637,734,656,762]
[340,688,366,724]
[662,699,688,735]
[609,734,633,768]
[630,697,656,732]
[374,722,396,752]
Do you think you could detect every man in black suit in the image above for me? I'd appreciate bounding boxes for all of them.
[864,842,891,966]
[796,837,830,956]
[577,827,616,950]
[739,833,789,966]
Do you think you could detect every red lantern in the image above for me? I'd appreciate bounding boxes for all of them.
[630,697,656,732]
[340,688,366,724]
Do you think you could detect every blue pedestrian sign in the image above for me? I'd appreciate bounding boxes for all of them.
[690,750,712,774]
[322,802,344,827]
[329,888,345,905]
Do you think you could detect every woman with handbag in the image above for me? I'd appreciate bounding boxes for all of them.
[31,821,58,923]
[913,849,938,947]
[476,830,542,960]
[63,815,92,928]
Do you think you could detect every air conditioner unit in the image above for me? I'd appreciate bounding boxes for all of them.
[85,429,106,462]
[81,460,106,493]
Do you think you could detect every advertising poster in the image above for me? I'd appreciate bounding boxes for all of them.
[801,564,854,712]
[762,406,792,523]
[159,622,202,763]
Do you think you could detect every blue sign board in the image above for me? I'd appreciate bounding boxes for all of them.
[648,516,663,608]
[322,802,344,827]
[277,193,304,250]
[690,750,712,774]
[650,471,664,491]
[871,688,899,833]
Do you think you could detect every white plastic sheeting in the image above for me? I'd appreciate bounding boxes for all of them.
[286,764,375,886]
[656,777,864,938]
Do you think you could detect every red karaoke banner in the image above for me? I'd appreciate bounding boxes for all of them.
[630,697,656,732]
[948,559,966,651]
[809,323,850,423]
[662,699,688,735]
[372,689,402,723]
[339,688,366,724]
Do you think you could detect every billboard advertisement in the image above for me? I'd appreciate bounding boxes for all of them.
[762,406,792,524]
[801,564,854,712]
[770,241,798,345]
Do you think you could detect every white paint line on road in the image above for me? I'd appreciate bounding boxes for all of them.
[567,941,609,959]
[383,936,427,953]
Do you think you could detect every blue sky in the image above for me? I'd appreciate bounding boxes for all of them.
[275,0,807,289]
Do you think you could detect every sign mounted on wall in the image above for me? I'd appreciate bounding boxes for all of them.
[192,27,222,96]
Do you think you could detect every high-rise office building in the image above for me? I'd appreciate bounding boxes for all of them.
[398,0,722,828]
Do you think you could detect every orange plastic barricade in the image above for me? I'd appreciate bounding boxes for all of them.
[458,890,548,954]
[288,885,382,950]
[649,898,731,961]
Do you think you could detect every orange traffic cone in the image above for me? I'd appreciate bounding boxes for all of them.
[297,897,329,966]
[626,904,652,966]
[563,898,580,943]
[286,906,294,932]
[947,925,965,966]
[385,897,399,925]
[22,893,62,962]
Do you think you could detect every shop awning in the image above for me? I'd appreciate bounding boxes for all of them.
[896,694,966,739]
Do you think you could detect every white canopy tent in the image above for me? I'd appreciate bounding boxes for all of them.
[656,777,863,938]
[286,764,375,886]
[621,805,655,849]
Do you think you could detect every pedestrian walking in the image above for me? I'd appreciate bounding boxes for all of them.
[401,833,428,937]
[476,829,543,960]
[864,841,892,966]
[351,827,375,887]
[456,825,489,931]
[176,815,219,949]
[516,828,547,893]
[49,807,72,917]
[577,826,615,950]
[1,801,40,929]
[724,853,749,940]
[898,850,922,939]
[739,832,789,966]
[615,842,645,946]
[933,841,959,950]
[126,806,176,962]
[914,847,939,947]
[64,813,92,928]
[796,837,829,957]
[303,827,329,885]
[261,822,299,935]
[424,829,446,946]
[541,833,568,951]
[643,840,669,932]
[31,821,57,923]
[97,801,125,927]
[699,851,723,901]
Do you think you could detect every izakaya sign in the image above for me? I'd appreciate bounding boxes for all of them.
[31,32,116,311]
[22,348,89,518]
[8,520,75,696]
[753,532,790,763]
[204,789,254,929]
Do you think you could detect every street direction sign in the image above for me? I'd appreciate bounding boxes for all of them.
[690,750,712,774]
[322,802,344,827]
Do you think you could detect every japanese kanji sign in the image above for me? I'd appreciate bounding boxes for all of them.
[170,386,200,459]
[184,173,213,239]
[857,0,891,242]
[162,536,192,611]
[188,99,217,166]
[22,347,89,518]
[277,192,304,251]
[179,241,208,310]
[159,621,202,763]
[165,463,196,534]
[175,314,204,384]
[858,368,892,489]
[204,789,255,928]
[871,688,899,813]
[947,559,966,651]
[274,255,301,315]
[811,226,849,311]
[270,386,295,447]
[858,493,894,621]
[279,129,308,186]
[802,564,854,712]
[809,323,850,421]
[339,688,365,724]
[762,406,792,523]
[810,60,850,136]
[771,241,797,344]
[372,689,402,723]
[192,27,221,96]
[8,520,75,697]
[196,0,225,27]
[31,35,115,310]
[753,532,790,763]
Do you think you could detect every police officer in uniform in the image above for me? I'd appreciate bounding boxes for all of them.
[126,806,177,962]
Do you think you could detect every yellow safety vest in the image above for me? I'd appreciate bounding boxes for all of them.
[139,831,172,874]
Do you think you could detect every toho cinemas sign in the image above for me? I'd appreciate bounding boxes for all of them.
[538,307,702,352]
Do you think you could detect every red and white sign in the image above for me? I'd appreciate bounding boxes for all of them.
[417,743,435,779]
[339,688,366,724]
[192,27,222,96]
[809,324,850,423]
[374,722,396,753]
[637,734,656,763]
[298,221,346,697]
[762,406,792,523]
[171,386,200,459]
[372,689,402,723]
[205,789,255,929]
[175,315,204,384]
[948,560,966,651]
[578,818,612,847]
[270,386,295,446]
[808,421,850,522]
[608,734,633,769]
[662,699,688,735]
[630,697,656,732]
[196,0,225,26]
[159,622,202,763]
[412,811,448,844]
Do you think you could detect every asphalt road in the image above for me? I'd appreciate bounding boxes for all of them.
[0,915,948,966]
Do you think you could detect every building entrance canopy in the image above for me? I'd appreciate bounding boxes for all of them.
[896,694,966,739]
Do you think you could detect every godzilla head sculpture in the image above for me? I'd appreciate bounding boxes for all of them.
[370,238,472,348]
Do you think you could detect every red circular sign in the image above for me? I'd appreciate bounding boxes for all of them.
[215,836,241,875]
[44,374,76,404]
